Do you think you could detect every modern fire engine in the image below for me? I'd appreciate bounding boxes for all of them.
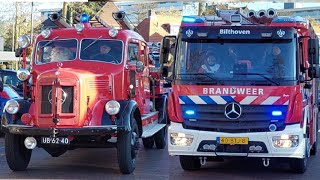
[1,12,169,174]
[161,9,320,173]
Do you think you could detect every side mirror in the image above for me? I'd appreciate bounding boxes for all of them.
[160,36,176,64]
[308,38,319,65]
[15,48,22,57]
[308,66,320,78]
[136,61,144,73]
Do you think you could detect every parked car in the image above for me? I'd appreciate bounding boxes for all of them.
[0,84,21,134]
[0,69,23,96]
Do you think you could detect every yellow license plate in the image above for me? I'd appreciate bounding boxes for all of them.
[217,137,249,145]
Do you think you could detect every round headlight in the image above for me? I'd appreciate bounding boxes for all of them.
[5,99,20,115]
[18,34,31,48]
[75,23,84,32]
[105,100,120,115]
[41,29,51,38]
[17,68,31,81]
[109,28,118,38]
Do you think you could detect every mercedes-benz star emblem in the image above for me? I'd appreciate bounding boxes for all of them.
[224,102,242,120]
[48,89,67,104]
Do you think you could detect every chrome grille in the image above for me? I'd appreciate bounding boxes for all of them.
[61,86,74,113]
[181,105,288,133]
[41,85,52,114]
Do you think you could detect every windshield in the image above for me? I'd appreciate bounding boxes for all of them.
[1,72,21,87]
[176,39,297,85]
[80,39,123,64]
[4,86,20,99]
[36,39,77,64]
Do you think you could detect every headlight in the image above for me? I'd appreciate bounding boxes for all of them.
[41,29,51,38]
[170,133,194,146]
[272,135,299,148]
[18,34,31,48]
[75,23,84,32]
[105,100,120,115]
[5,99,20,115]
[109,28,118,37]
[17,68,31,81]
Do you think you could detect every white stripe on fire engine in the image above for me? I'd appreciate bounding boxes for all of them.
[239,96,258,105]
[209,96,226,104]
[284,100,289,105]
[188,96,207,104]
[261,96,281,105]
[179,98,185,104]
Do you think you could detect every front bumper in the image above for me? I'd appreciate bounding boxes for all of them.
[1,124,123,136]
[168,122,306,159]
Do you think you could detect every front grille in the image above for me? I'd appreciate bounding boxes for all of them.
[181,105,288,133]
[40,85,74,114]
[61,86,74,113]
[197,140,268,153]
[41,85,52,114]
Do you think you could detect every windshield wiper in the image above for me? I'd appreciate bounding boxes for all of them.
[82,36,102,52]
[40,36,59,49]
[233,72,280,86]
[176,73,219,83]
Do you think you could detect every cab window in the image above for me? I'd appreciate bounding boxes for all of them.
[128,43,139,64]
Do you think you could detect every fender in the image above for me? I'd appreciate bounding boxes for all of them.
[155,94,168,124]
[117,100,141,135]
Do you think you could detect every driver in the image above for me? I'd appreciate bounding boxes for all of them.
[198,53,220,73]
[91,45,114,61]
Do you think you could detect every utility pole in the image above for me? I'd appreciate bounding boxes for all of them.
[62,2,68,17]
[14,2,18,50]
[30,2,34,43]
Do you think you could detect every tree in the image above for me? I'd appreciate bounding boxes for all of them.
[127,3,158,24]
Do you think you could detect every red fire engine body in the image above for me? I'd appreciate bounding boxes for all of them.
[1,13,169,174]
[161,9,320,173]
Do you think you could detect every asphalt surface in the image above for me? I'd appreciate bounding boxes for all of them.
[0,137,319,180]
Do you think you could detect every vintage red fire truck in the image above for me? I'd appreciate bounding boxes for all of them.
[1,12,169,174]
[161,9,319,173]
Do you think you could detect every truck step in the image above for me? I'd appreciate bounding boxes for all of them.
[141,124,166,138]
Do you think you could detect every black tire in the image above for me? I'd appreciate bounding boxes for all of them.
[179,156,201,171]
[154,126,167,149]
[311,137,318,155]
[290,141,308,173]
[142,137,154,149]
[5,133,32,171]
[311,119,318,155]
[117,116,140,174]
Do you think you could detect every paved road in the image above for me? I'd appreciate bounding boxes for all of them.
[0,137,319,180]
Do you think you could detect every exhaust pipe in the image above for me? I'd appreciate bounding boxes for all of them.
[267,8,277,18]
[257,10,267,18]
[48,12,71,28]
[247,10,256,18]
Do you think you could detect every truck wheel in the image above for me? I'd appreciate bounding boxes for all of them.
[154,126,167,149]
[142,137,154,149]
[5,133,32,171]
[290,140,308,173]
[117,116,140,174]
[179,156,201,170]
[310,138,318,155]
[311,120,318,155]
